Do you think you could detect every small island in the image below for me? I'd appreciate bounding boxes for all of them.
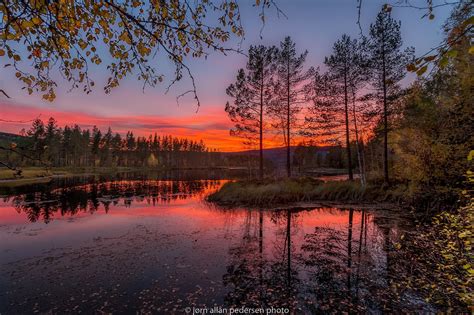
[207,177,407,208]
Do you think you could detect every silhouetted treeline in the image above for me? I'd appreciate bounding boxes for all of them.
[7,117,229,169]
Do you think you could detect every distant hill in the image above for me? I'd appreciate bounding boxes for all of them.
[0,131,24,143]
[222,146,332,167]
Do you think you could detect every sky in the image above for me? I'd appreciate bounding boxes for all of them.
[0,0,454,151]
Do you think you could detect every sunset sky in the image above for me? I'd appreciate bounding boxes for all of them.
[0,0,452,151]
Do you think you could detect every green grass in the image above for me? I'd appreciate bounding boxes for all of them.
[207,177,408,206]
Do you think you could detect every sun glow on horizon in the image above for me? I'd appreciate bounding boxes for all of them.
[0,100,318,152]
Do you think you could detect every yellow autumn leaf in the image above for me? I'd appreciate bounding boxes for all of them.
[21,20,34,29]
[119,32,132,45]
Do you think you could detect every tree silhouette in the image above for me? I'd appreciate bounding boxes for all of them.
[225,45,276,179]
[271,36,314,177]
[324,34,368,181]
[367,9,414,184]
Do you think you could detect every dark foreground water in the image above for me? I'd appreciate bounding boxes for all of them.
[0,173,429,314]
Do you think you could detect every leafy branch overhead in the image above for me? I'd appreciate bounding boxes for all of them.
[390,1,473,75]
[0,0,277,103]
[356,1,472,76]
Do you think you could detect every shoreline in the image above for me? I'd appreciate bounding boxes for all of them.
[205,178,413,209]
[208,199,402,211]
[0,166,253,187]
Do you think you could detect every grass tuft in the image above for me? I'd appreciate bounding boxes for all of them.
[207,177,408,207]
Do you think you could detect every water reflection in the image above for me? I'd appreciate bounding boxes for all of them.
[223,210,300,311]
[3,180,220,223]
[221,208,409,313]
[0,177,422,313]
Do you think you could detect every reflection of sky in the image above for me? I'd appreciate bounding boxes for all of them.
[0,190,372,265]
[0,177,408,312]
[0,1,452,151]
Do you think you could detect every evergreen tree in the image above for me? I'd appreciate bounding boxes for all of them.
[272,36,314,177]
[71,125,83,166]
[101,127,113,166]
[27,118,46,162]
[45,117,61,165]
[324,34,368,181]
[367,9,414,184]
[91,126,102,166]
[111,133,122,166]
[305,70,342,145]
[225,45,276,179]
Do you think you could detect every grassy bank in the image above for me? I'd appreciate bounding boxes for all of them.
[207,177,410,207]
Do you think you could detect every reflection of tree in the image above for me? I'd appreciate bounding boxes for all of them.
[300,209,382,312]
[299,209,411,312]
[301,226,350,311]
[7,180,220,223]
[223,210,300,310]
[0,169,248,196]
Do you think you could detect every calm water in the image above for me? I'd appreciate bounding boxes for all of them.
[0,173,425,314]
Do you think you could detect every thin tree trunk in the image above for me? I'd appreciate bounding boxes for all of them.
[286,58,291,178]
[344,70,353,180]
[351,90,366,187]
[382,34,389,185]
[259,72,264,179]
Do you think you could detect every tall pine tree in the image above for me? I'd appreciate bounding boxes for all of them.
[272,37,314,177]
[225,45,276,179]
[367,9,414,184]
[324,34,367,181]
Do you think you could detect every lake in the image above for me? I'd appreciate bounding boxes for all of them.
[0,172,429,314]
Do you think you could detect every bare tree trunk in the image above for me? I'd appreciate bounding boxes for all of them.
[351,91,366,187]
[259,74,264,180]
[381,36,389,185]
[286,58,291,178]
[344,70,354,181]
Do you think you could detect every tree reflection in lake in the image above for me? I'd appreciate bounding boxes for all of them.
[220,207,421,313]
[0,178,427,313]
[223,209,300,311]
[3,179,220,223]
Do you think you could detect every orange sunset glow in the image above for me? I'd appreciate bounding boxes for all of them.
[0,100,307,151]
